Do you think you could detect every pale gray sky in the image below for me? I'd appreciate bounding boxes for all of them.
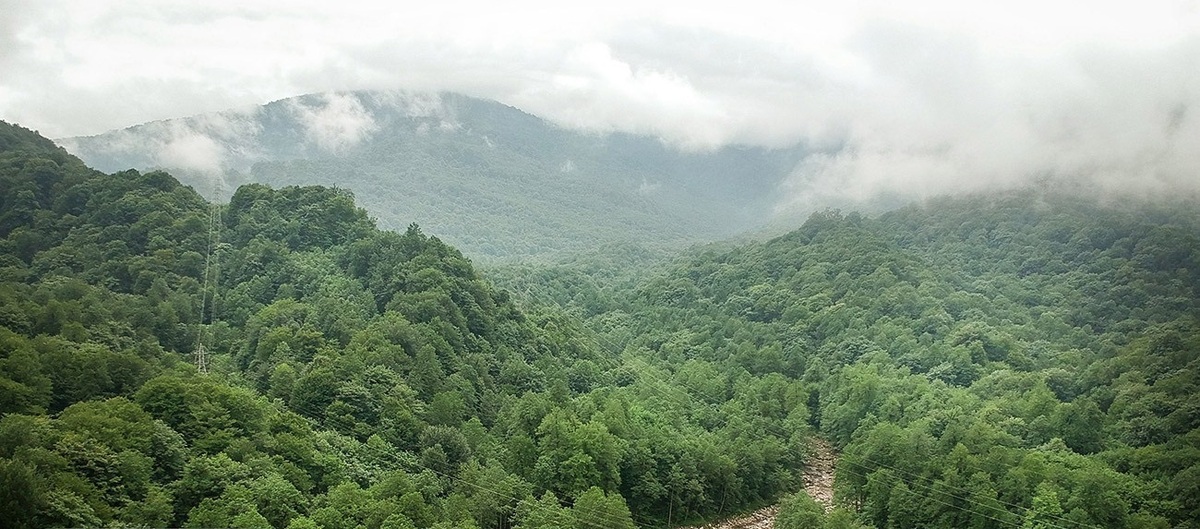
[3,0,1198,203]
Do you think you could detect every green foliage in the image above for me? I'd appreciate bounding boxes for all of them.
[570,486,636,529]
[506,192,1200,528]
[514,491,571,529]
[3,120,1199,529]
[775,490,825,529]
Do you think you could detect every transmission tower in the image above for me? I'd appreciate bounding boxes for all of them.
[194,200,221,375]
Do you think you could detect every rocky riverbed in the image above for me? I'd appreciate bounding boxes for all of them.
[679,437,837,528]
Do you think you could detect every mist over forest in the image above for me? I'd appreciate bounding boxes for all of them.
[2,3,1199,529]
[58,91,807,261]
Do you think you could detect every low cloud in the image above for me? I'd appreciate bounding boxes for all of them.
[4,1,1198,212]
[58,91,454,184]
[776,28,1200,215]
[509,42,729,150]
[287,92,379,152]
[158,132,225,175]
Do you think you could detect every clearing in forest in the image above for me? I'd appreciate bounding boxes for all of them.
[679,437,837,528]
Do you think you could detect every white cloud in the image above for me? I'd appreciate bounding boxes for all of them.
[2,0,1198,209]
[508,41,728,149]
[775,27,1200,214]
[158,132,225,174]
[288,92,379,152]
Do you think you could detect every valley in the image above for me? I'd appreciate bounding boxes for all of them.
[3,3,1198,529]
[1,115,1198,529]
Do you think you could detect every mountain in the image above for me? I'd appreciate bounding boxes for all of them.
[5,117,1200,528]
[0,120,650,528]
[0,120,819,528]
[58,91,807,261]
[510,190,1200,528]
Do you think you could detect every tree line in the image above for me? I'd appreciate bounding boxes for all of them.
[2,118,1198,529]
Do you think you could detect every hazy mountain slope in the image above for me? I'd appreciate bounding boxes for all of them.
[59,91,806,260]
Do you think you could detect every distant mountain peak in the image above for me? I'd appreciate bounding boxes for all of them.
[57,90,487,176]
[56,90,807,260]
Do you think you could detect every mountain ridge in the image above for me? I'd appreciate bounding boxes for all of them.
[57,90,808,261]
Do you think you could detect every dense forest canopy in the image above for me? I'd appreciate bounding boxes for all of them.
[492,188,1200,528]
[2,118,1199,529]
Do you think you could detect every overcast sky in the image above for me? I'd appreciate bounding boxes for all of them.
[2,0,1198,204]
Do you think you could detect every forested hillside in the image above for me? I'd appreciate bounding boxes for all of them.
[0,120,818,529]
[4,116,1199,529]
[498,193,1200,529]
[58,91,804,261]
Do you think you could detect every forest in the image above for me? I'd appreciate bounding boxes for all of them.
[2,118,1199,529]
[60,91,805,262]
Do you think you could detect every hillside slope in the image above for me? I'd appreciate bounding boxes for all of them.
[10,116,1200,528]
[0,120,816,529]
[513,191,1200,528]
[59,91,806,260]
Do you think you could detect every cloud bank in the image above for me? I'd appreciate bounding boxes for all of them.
[777,27,1200,212]
[4,0,1198,209]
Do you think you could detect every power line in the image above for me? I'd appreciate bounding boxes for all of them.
[507,282,1105,529]
[283,399,658,529]
[194,201,221,375]
[185,241,1101,529]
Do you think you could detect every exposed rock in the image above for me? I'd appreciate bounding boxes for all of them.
[678,436,838,529]
[678,505,779,529]
[803,437,837,513]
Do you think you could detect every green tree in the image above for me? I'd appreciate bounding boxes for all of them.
[515,491,571,529]
[533,411,622,498]
[775,490,825,529]
[0,457,44,529]
[1022,483,1064,529]
[571,486,635,529]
